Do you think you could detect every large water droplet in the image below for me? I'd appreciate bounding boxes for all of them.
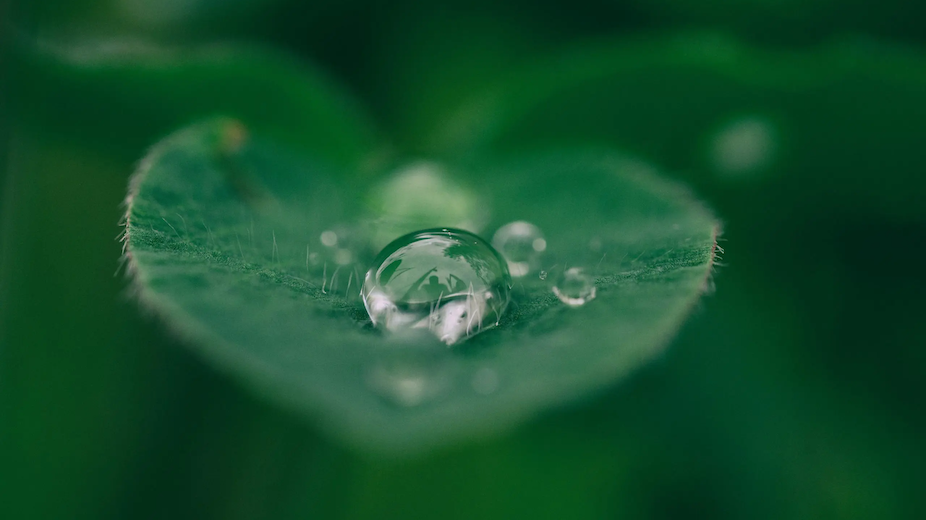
[491,221,546,277]
[362,228,511,345]
[552,267,597,307]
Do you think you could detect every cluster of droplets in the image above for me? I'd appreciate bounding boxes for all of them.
[361,219,600,348]
[354,166,602,406]
[489,220,596,308]
[358,220,600,406]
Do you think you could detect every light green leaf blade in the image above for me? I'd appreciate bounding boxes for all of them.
[123,118,719,453]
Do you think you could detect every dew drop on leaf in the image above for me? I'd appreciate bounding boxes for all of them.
[491,220,546,277]
[361,228,512,345]
[552,267,597,307]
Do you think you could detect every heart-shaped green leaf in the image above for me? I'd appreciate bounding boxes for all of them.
[123,117,719,453]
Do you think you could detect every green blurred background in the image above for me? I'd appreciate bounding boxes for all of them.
[2,0,925,518]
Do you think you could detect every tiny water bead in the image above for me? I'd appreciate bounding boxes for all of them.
[362,228,512,345]
[491,221,546,277]
[552,267,597,307]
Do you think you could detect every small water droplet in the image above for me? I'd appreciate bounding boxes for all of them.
[320,230,338,247]
[492,221,546,278]
[552,267,597,307]
[362,228,511,345]
[539,270,548,281]
[471,367,499,395]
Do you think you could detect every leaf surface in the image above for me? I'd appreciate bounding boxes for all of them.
[124,118,719,452]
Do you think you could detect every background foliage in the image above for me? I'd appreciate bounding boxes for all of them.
[2,0,925,519]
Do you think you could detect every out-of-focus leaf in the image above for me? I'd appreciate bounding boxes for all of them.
[624,0,926,44]
[433,34,926,221]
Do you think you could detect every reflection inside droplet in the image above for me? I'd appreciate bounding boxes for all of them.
[552,267,597,307]
[362,228,512,345]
